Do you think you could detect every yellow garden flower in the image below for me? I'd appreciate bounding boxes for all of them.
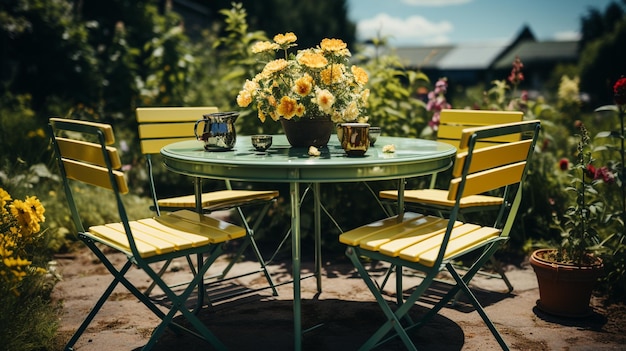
[236,90,253,107]
[239,33,370,123]
[25,196,45,223]
[320,38,347,53]
[261,59,290,76]
[1,188,47,288]
[0,188,10,215]
[321,64,344,85]
[277,96,298,119]
[273,32,297,45]
[315,88,336,113]
[351,66,369,86]
[297,51,328,69]
[251,41,280,54]
[293,74,314,96]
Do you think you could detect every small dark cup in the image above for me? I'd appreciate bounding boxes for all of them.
[251,135,272,152]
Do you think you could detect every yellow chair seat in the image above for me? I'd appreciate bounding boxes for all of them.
[379,188,503,208]
[88,210,246,258]
[340,213,499,267]
[157,189,279,211]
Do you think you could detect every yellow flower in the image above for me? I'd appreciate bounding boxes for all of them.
[251,41,280,53]
[293,74,314,96]
[320,38,347,53]
[321,64,344,85]
[243,79,259,92]
[273,32,297,45]
[297,51,328,69]
[277,96,298,119]
[315,88,336,113]
[258,107,267,123]
[261,59,290,76]
[236,90,253,107]
[0,188,11,215]
[239,33,369,123]
[351,66,368,86]
[9,200,32,234]
[361,89,370,105]
[25,196,45,223]
[295,103,306,117]
[344,101,359,121]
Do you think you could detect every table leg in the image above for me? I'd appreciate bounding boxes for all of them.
[313,183,322,292]
[290,182,302,351]
[194,177,203,214]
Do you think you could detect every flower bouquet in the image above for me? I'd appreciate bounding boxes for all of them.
[236,32,370,125]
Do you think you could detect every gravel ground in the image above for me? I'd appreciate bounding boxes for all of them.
[51,244,626,351]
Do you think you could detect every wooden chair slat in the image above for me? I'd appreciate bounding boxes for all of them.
[452,139,532,177]
[159,210,246,241]
[338,212,424,246]
[448,161,526,200]
[50,117,116,145]
[88,224,160,257]
[403,225,500,266]
[62,158,129,194]
[376,219,458,256]
[135,106,218,123]
[138,122,198,139]
[57,137,122,169]
[129,220,209,249]
[140,137,195,155]
[360,216,447,252]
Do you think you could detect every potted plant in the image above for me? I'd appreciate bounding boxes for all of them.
[529,122,605,317]
[235,32,370,147]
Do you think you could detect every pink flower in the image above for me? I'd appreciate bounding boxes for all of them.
[594,166,615,183]
[426,78,451,130]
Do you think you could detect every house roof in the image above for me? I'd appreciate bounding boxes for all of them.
[493,40,579,69]
[392,46,454,69]
[437,43,509,70]
[374,25,577,72]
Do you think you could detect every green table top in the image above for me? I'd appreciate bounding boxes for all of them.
[160,135,456,183]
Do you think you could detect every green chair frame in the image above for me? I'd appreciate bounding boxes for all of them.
[340,120,541,350]
[49,118,243,351]
[136,106,280,297]
[378,109,526,292]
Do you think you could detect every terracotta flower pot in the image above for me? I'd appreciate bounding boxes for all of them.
[529,248,603,317]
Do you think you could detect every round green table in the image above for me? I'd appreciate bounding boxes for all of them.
[161,134,456,350]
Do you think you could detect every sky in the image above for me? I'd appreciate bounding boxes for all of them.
[347,0,615,46]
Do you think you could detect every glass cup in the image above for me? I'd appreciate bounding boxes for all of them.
[339,123,370,156]
[251,135,272,152]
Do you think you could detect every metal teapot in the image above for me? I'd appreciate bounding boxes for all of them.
[194,111,239,151]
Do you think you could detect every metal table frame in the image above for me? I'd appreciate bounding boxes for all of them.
[161,135,456,350]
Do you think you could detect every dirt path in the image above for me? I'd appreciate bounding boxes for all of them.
[51,246,626,350]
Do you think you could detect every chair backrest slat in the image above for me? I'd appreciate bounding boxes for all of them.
[446,120,540,201]
[136,106,218,155]
[437,109,524,150]
[56,137,122,169]
[452,139,533,177]
[449,161,526,199]
[49,118,129,195]
[63,158,128,194]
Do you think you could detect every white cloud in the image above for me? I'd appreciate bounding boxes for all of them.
[401,0,472,6]
[357,13,454,44]
[553,30,581,41]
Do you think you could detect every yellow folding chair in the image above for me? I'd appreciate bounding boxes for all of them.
[136,106,279,296]
[341,120,540,350]
[49,118,241,351]
[379,109,525,292]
